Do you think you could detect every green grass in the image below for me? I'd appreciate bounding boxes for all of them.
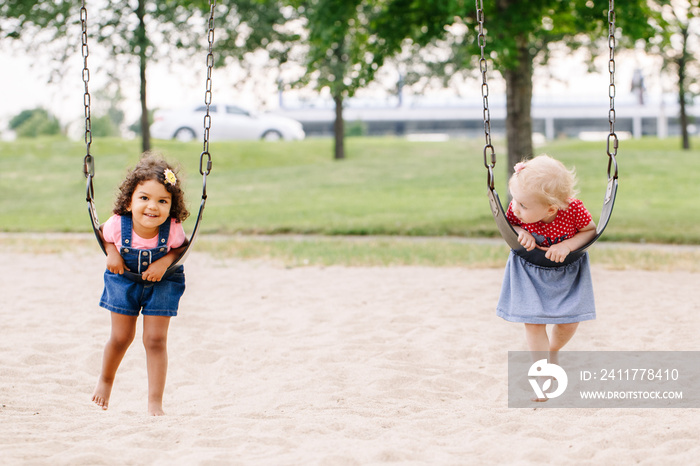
[196,236,509,268]
[3,233,700,272]
[1,135,699,245]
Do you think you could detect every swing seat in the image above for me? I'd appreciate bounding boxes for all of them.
[86,175,207,281]
[81,1,215,280]
[476,0,619,268]
[487,177,618,268]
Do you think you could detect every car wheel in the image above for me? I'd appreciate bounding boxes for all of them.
[173,127,196,142]
[261,130,283,142]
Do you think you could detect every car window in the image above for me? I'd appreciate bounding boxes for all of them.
[226,106,249,116]
[195,105,217,112]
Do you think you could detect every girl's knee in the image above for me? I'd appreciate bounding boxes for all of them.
[109,314,137,348]
[142,332,168,351]
[142,316,170,351]
[109,330,135,349]
[524,323,546,333]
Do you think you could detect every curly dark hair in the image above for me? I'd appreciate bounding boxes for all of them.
[113,152,190,222]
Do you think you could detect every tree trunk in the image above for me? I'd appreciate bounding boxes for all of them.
[679,61,689,150]
[333,93,345,160]
[503,34,533,177]
[137,0,150,152]
[678,27,690,150]
[139,53,150,152]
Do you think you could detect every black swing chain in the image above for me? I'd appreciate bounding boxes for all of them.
[81,1,215,194]
[607,0,619,180]
[199,0,216,184]
[478,0,618,186]
[476,0,495,190]
[79,1,216,269]
[81,1,94,191]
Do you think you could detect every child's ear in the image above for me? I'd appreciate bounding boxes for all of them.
[547,205,559,216]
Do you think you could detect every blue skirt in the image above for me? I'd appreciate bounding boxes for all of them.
[496,251,595,324]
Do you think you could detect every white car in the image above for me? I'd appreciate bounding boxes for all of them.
[150,104,305,142]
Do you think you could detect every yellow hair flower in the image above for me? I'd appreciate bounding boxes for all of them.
[164,168,177,186]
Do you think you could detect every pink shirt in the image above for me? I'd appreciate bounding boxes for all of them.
[102,215,186,250]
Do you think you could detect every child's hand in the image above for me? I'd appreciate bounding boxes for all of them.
[544,243,571,263]
[141,258,170,282]
[106,250,128,275]
[517,230,538,251]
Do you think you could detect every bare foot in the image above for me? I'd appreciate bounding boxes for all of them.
[530,375,552,403]
[148,401,165,416]
[92,377,113,410]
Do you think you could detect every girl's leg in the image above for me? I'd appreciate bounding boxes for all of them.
[92,312,138,410]
[524,324,550,402]
[548,322,579,364]
[524,324,549,354]
[142,315,171,416]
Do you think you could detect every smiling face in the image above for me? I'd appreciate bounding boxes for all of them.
[510,182,558,225]
[127,179,172,238]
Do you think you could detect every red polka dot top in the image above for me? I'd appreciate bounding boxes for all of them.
[506,198,593,247]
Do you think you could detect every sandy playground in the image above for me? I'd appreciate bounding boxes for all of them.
[1,242,699,465]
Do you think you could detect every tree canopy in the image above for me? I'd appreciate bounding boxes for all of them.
[646,0,699,149]
[2,0,215,150]
[2,0,682,163]
[9,108,61,137]
[371,0,659,170]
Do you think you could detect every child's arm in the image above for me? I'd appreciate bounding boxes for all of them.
[141,240,189,282]
[506,201,538,251]
[105,242,129,274]
[543,221,597,263]
[513,225,538,251]
[100,219,128,274]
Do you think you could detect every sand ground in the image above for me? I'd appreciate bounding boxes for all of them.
[1,247,699,465]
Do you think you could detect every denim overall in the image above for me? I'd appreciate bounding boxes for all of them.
[120,215,171,276]
[99,215,185,317]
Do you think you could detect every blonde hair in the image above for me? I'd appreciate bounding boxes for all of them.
[508,154,578,210]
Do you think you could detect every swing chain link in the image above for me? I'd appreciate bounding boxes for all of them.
[200,0,216,180]
[476,0,496,190]
[477,0,618,185]
[80,1,94,182]
[607,0,619,179]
